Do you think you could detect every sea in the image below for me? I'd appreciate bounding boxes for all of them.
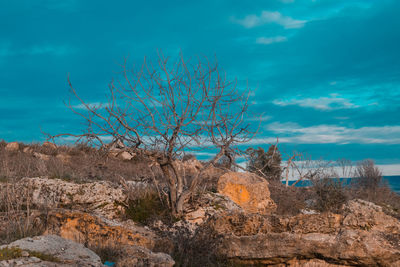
[286,176,400,194]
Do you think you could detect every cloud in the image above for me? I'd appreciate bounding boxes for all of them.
[248,115,272,121]
[273,94,359,110]
[234,11,306,29]
[256,36,288,45]
[263,122,400,144]
[72,102,105,110]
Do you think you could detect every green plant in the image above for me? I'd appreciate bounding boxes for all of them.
[123,193,167,224]
[0,247,22,260]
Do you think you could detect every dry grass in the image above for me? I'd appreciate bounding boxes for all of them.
[0,181,45,245]
[0,141,162,184]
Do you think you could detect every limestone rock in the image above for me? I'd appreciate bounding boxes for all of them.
[33,152,50,161]
[4,142,19,152]
[23,147,33,154]
[0,235,102,266]
[217,171,276,214]
[118,151,135,161]
[195,199,400,266]
[43,209,159,250]
[42,142,57,150]
[19,177,126,219]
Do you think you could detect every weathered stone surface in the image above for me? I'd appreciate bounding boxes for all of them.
[118,151,135,161]
[33,152,50,161]
[43,209,159,250]
[20,177,126,219]
[0,235,102,266]
[196,199,400,266]
[115,245,175,267]
[42,142,57,150]
[4,142,19,152]
[217,171,276,214]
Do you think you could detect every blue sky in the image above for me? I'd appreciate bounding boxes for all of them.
[0,0,399,174]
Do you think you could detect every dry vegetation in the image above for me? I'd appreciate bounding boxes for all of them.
[0,141,161,183]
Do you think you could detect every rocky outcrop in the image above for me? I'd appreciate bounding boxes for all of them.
[195,199,400,266]
[19,177,126,219]
[0,235,102,266]
[42,209,161,250]
[217,171,276,214]
[4,142,19,152]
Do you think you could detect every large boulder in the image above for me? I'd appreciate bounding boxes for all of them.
[0,235,102,266]
[4,142,19,152]
[217,172,276,214]
[194,199,400,266]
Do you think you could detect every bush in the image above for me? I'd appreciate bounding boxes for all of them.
[312,178,347,213]
[123,192,169,225]
[246,145,282,182]
[354,159,383,190]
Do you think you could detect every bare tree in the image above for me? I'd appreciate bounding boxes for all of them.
[50,53,257,216]
[336,158,353,178]
[354,159,382,190]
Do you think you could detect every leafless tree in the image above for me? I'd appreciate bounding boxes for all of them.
[336,158,353,178]
[354,159,382,190]
[49,53,257,216]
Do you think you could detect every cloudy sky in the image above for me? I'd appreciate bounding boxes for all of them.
[1,0,399,174]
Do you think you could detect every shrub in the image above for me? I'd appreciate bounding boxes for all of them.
[312,178,347,213]
[246,145,282,181]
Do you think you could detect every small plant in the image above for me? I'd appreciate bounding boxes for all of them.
[0,247,22,260]
[123,193,168,224]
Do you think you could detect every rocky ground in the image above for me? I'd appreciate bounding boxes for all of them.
[0,142,400,266]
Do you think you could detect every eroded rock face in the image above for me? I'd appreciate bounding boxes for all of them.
[20,177,126,219]
[217,172,276,214]
[43,209,159,251]
[195,199,400,266]
[0,235,102,267]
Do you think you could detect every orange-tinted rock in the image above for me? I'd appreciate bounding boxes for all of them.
[44,210,159,250]
[217,172,276,214]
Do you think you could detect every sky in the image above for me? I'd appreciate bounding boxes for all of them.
[0,0,399,175]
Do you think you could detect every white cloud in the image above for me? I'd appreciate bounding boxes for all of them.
[248,115,272,122]
[234,11,306,29]
[72,102,105,110]
[264,122,400,144]
[273,94,359,110]
[256,36,288,45]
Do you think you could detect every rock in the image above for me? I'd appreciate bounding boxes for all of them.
[5,142,19,152]
[43,209,160,251]
[33,152,50,161]
[19,177,126,219]
[195,199,400,266]
[0,235,102,266]
[115,245,175,267]
[23,147,33,154]
[42,142,57,150]
[118,151,135,161]
[217,171,276,214]
[55,153,71,163]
